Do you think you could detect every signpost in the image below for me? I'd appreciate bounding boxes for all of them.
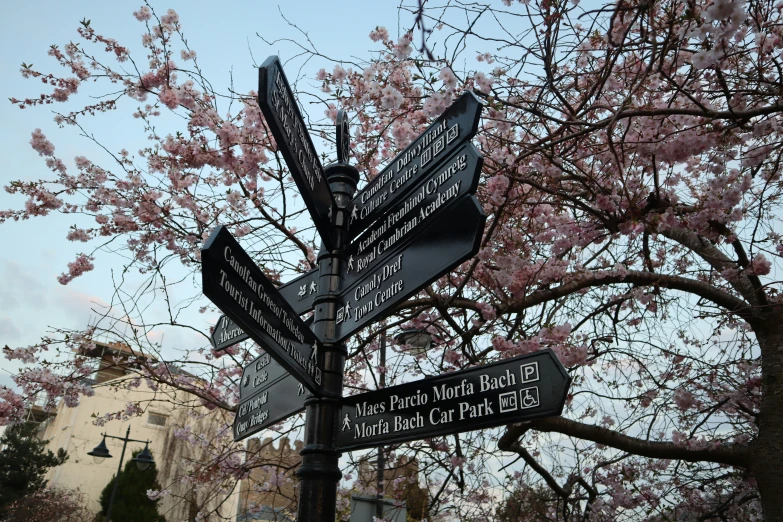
[334,196,486,342]
[202,225,323,394]
[346,92,482,239]
[337,350,570,451]
[234,354,309,440]
[199,58,574,522]
[258,56,337,249]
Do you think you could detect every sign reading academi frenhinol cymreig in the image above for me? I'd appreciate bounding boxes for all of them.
[337,349,570,451]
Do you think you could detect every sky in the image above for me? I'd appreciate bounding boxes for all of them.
[0,0,410,389]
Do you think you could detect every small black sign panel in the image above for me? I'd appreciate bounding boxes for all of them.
[239,352,291,401]
[258,56,336,249]
[277,267,319,316]
[338,350,571,451]
[211,315,249,352]
[202,225,323,394]
[347,92,482,239]
[332,196,486,342]
[234,373,309,441]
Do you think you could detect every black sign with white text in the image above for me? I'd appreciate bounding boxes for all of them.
[341,144,483,290]
[347,92,482,239]
[333,196,486,342]
[234,373,309,441]
[258,56,336,249]
[239,352,291,401]
[277,267,319,316]
[202,225,323,394]
[338,350,571,451]
[211,315,249,351]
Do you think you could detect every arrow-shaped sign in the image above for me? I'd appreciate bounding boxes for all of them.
[338,349,571,451]
[347,92,482,239]
[234,372,309,441]
[258,56,337,249]
[342,144,483,291]
[202,225,323,394]
[333,196,486,342]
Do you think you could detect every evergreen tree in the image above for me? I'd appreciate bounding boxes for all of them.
[98,449,166,522]
[0,422,67,516]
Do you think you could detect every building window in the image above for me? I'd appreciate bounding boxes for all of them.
[147,412,167,427]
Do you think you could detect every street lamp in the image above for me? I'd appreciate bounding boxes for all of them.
[87,426,155,522]
[371,329,434,519]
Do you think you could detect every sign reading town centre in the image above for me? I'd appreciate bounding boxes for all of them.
[202,225,323,394]
[338,350,571,451]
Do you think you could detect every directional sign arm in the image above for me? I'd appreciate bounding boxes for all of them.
[258,56,337,249]
[202,225,323,394]
[333,196,486,342]
[338,349,571,452]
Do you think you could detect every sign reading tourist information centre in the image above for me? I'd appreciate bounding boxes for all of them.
[338,350,571,451]
[201,225,323,394]
[199,56,571,522]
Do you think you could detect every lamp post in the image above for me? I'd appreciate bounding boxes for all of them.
[87,426,155,522]
[374,330,433,520]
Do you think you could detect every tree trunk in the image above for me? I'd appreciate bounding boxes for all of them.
[752,304,783,522]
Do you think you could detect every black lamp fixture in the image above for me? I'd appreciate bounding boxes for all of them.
[394,329,433,354]
[87,436,113,464]
[131,443,155,471]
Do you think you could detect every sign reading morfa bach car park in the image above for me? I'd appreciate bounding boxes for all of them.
[337,350,570,451]
[199,55,571,521]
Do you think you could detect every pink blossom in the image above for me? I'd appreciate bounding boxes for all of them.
[369,26,389,42]
[473,72,493,92]
[674,389,697,411]
[180,49,197,61]
[30,129,55,157]
[133,6,152,21]
[380,85,403,109]
[438,67,458,89]
[57,253,95,285]
[747,254,771,276]
[332,65,347,82]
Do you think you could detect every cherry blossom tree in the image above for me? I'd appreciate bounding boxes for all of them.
[3,0,783,520]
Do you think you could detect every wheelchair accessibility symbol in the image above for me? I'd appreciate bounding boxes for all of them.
[519,386,540,410]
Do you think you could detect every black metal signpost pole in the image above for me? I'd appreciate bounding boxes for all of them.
[376,335,386,520]
[296,160,358,522]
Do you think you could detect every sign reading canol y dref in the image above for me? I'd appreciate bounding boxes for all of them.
[333,196,486,342]
[202,225,323,394]
[338,349,571,451]
[258,56,336,250]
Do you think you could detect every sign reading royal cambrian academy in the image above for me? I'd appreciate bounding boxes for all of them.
[340,144,483,292]
[202,225,323,394]
[333,196,486,342]
[338,350,571,451]
[258,56,337,249]
[346,92,483,239]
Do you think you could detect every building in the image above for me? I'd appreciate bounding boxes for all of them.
[32,340,239,521]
